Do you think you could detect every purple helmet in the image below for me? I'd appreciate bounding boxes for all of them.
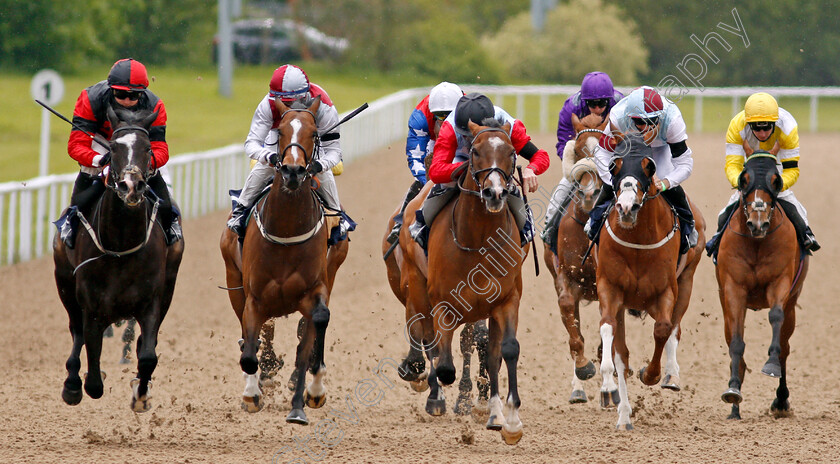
[580,72,615,101]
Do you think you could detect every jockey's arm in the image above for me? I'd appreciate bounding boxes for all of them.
[315,104,341,172]
[555,98,577,157]
[777,125,801,191]
[149,100,168,169]
[593,123,618,186]
[244,97,277,165]
[428,122,461,184]
[68,90,106,168]
[664,139,693,188]
[405,109,430,184]
[724,116,747,188]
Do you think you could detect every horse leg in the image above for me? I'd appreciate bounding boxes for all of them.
[498,308,523,445]
[639,291,675,387]
[258,319,283,385]
[454,323,475,415]
[598,296,620,410]
[424,340,446,416]
[562,294,593,403]
[662,262,699,391]
[612,310,633,430]
[82,313,105,400]
[720,285,747,419]
[399,276,432,387]
[120,318,136,365]
[303,298,330,410]
[62,304,85,405]
[286,317,307,391]
[131,313,161,413]
[771,301,796,417]
[761,304,785,378]
[239,299,267,413]
[474,319,490,405]
[485,317,506,431]
[287,313,318,425]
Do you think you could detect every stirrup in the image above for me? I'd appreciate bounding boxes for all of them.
[166,221,183,246]
[386,223,401,245]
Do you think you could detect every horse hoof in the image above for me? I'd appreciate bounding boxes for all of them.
[721,388,743,404]
[761,362,782,378]
[616,423,634,431]
[62,386,83,405]
[500,426,523,445]
[425,397,446,416]
[398,358,426,382]
[569,389,588,404]
[770,399,791,418]
[600,391,614,409]
[130,396,152,413]
[486,414,503,431]
[241,394,263,413]
[453,395,472,416]
[661,374,681,391]
[638,366,660,386]
[409,378,429,393]
[575,361,596,381]
[286,408,309,425]
[304,391,327,409]
[727,411,742,420]
[611,390,621,406]
[471,400,490,424]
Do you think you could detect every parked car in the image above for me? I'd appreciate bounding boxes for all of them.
[214,18,349,64]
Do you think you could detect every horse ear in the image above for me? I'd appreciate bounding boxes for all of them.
[572,114,583,133]
[308,95,322,114]
[106,105,120,132]
[597,117,608,131]
[139,110,159,130]
[642,156,656,179]
[502,121,511,133]
[769,140,781,156]
[274,98,290,114]
[609,158,622,177]
[742,138,754,157]
[468,120,481,136]
[768,172,783,193]
[738,171,750,191]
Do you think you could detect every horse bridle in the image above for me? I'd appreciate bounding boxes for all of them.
[461,127,516,199]
[574,128,604,142]
[107,124,154,189]
[274,108,320,175]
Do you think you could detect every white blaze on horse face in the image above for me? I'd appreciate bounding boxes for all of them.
[288,119,303,164]
[583,137,599,157]
[486,161,505,196]
[114,132,138,166]
[616,177,640,215]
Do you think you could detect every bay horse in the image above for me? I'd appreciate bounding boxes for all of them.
[219,96,349,425]
[383,192,490,416]
[594,133,705,430]
[544,113,606,405]
[398,119,527,444]
[53,106,184,412]
[715,152,808,420]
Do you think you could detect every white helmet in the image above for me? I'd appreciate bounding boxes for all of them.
[428,82,463,113]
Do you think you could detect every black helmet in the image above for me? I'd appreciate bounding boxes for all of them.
[454,93,494,136]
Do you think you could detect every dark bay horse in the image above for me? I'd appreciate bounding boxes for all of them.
[544,114,605,405]
[53,106,184,412]
[220,96,349,425]
[398,119,528,444]
[715,152,808,420]
[383,193,490,416]
[594,134,705,430]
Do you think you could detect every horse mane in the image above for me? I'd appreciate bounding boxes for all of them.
[571,157,599,183]
[288,100,311,111]
[479,117,502,129]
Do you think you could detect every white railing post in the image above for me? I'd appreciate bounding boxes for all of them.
[810,95,818,133]
[694,95,703,133]
[540,93,549,133]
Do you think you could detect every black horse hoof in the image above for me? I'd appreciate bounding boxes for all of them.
[761,361,782,378]
[84,381,104,399]
[600,390,619,409]
[425,397,446,416]
[398,358,425,382]
[575,361,596,381]
[770,398,791,417]
[569,389,588,404]
[240,356,258,376]
[436,365,456,386]
[286,408,309,425]
[721,388,742,404]
[62,386,83,405]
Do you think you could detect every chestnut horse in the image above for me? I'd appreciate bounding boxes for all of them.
[383,196,490,416]
[398,119,528,444]
[53,106,184,412]
[594,134,705,430]
[544,114,606,405]
[220,96,349,425]
[715,152,808,420]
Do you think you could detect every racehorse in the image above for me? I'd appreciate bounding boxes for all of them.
[53,106,184,412]
[383,194,490,416]
[594,133,705,430]
[543,114,606,405]
[220,96,349,425]
[714,152,808,420]
[398,118,528,444]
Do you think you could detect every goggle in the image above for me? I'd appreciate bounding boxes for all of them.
[586,98,609,108]
[113,89,142,101]
[631,116,659,128]
[433,111,451,122]
[748,121,775,132]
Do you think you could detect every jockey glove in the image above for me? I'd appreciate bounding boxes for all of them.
[308,160,324,175]
[94,152,111,168]
[268,153,279,167]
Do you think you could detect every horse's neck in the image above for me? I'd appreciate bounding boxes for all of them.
[96,190,150,247]
[264,178,320,232]
[453,189,514,242]
[614,195,673,237]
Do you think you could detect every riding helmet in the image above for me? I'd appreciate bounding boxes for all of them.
[580,71,615,101]
[429,82,464,113]
[744,92,779,123]
[454,93,495,136]
[108,58,149,91]
[269,64,311,102]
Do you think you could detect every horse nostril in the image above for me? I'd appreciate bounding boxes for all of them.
[117,181,129,194]
[136,181,147,192]
[481,188,494,200]
[631,204,641,212]
[761,222,770,231]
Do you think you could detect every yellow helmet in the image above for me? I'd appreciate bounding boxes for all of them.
[744,92,779,123]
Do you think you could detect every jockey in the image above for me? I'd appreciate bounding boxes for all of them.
[541,71,624,252]
[385,81,464,245]
[408,92,550,249]
[705,92,820,256]
[61,58,181,248]
[227,64,354,243]
[586,86,699,255]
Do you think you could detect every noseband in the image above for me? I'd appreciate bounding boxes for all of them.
[275,108,320,174]
[461,127,515,199]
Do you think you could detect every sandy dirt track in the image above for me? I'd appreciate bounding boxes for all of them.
[1,132,838,464]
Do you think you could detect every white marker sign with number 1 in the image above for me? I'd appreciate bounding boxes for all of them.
[31,69,65,177]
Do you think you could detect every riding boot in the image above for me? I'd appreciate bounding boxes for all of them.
[506,186,534,246]
[61,172,105,248]
[661,186,697,255]
[228,204,249,239]
[148,173,181,246]
[585,184,614,242]
[705,200,739,258]
[778,199,820,253]
[409,184,457,252]
[387,180,424,245]
[540,178,575,253]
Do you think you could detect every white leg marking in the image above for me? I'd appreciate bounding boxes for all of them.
[600,323,617,393]
[306,365,327,398]
[615,353,632,429]
[503,392,522,433]
[664,327,680,379]
[488,394,505,428]
[243,372,261,398]
[571,363,585,392]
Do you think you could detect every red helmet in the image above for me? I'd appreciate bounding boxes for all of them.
[269,64,310,102]
[107,58,149,91]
